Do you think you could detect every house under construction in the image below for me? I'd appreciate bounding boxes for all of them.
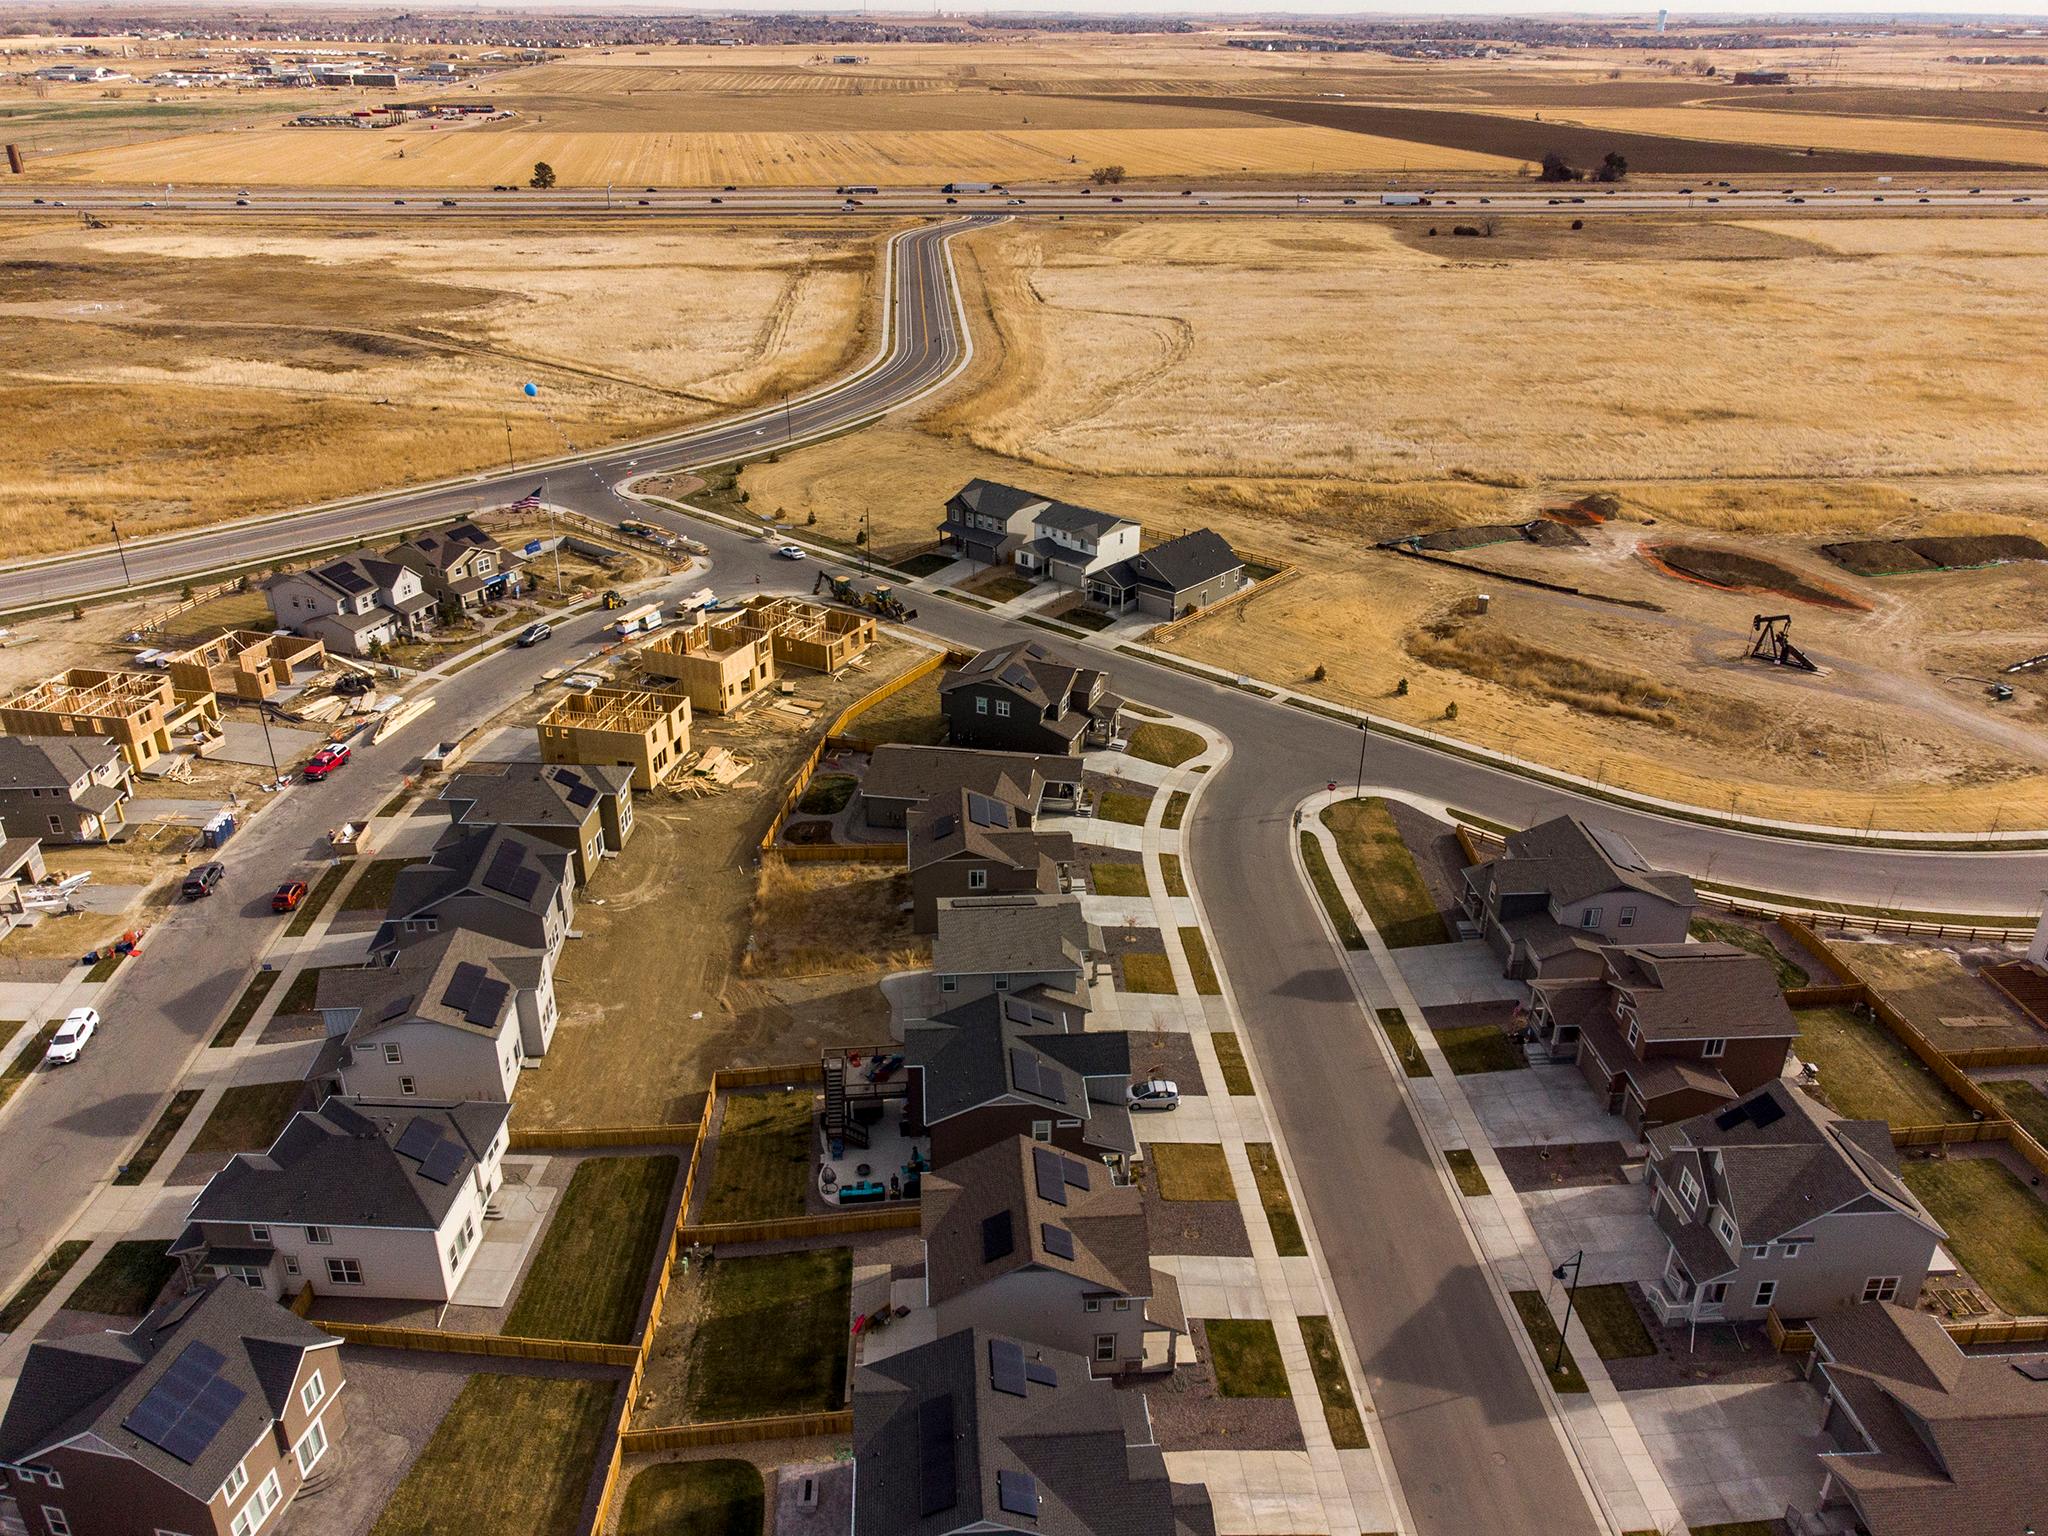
[536,684,691,790]
[165,630,328,703]
[0,668,222,773]
[637,598,876,716]
[737,596,877,674]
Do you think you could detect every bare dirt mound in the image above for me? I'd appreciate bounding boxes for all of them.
[1643,543,1869,611]
[1821,534,2048,577]
[1409,518,1587,553]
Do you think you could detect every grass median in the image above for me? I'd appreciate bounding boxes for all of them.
[1321,798,1450,948]
[1376,1007,1432,1079]
[1299,833,1366,949]
[1299,1315,1368,1448]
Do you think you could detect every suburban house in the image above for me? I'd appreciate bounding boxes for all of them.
[371,825,574,963]
[0,736,131,844]
[904,993,1133,1167]
[177,1097,510,1303]
[940,642,1123,756]
[386,521,522,614]
[1641,1081,1944,1326]
[855,744,1084,832]
[0,668,222,775]
[536,685,691,791]
[1086,528,1247,619]
[164,631,326,704]
[1531,942,1799,1131]
[440,762,635,887]
[264,551,430,657]
[1808,1301,2048,1536]
[938,480,1060,567]
[852,1328,1214,1536]
[1013,501,1141,587]
[926,894,1098,1016]
[0,1279,344,1536]
[906,787,1077,932]
[312,928,543,1102]
[1462,815,1695,978]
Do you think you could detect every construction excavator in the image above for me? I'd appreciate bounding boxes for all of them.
[815,569,915,622]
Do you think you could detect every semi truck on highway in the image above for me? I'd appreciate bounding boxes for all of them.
[1380,193,1431,206]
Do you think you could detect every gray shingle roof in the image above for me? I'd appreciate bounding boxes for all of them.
[0,735,122,790]
[924,1135,1151,1304]
[316,926,525,1041]
[907,1004,1134,1155]
[373,825,567,951]
[189,1095,507,1231]
[933,894,1095,978]
[1032,501,1135,541]
[948,479,1052,523]
[0,1277,339,1503]
[442,763,626,834]
[859,744,1080,809]
[1484,814,1695,909]
[1605,943,1799,1041]
[1112,528,1242,596]
[908,788,1074,875]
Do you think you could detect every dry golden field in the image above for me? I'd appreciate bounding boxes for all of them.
[739,213,2048,831]
[0,216,880,548]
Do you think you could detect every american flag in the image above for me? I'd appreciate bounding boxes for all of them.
[507,485,544,513]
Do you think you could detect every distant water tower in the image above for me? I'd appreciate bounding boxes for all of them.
[1657,9,1669,33]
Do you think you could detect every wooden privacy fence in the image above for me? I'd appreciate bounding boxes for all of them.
[1890,1121,2010,1149]
[137,575,248,634]
[682,1206,920,1246]
[774,841,906,864]
[1783,984,1866,1009]
[509,1123,697,1151]
[1145,555,1299,645]
[312,1319,641,1368]
[1770,1306,2048,1355]
[620,1410,853,1453]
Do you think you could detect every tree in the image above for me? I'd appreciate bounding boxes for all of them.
[1538,152,1580,183]
[1593,151,1629,183]
[1089,164,1126,186]
[529,161,556,190]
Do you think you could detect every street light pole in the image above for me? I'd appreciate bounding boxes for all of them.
[110,521,132,587]
[1551,1250,1584,1375]
[256,701,280,786]
[1354,718,1369,802]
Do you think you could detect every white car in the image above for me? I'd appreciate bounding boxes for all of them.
[1128,1078,1180,1112]
[775,544,807,560]
[44,1008,100,1066]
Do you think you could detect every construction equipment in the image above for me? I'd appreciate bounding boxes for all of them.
[601,589,625,610]
[814,570,912,621]
[1748,614,1818,673]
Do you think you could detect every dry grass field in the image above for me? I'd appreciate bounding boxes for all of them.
[740,213,2048,831]
[0,216,878,547]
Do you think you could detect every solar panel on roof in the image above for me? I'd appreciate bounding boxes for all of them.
[1009,1047,1041,1098]
[1713,1103,1750,1132]
[158,1376,245,1465]
[481,842,526,896]
[442,961,486,1014]
[394,1116,443,1162]
[1041,1223,1075,1261]
[1062,1157,1091,1191]
[465,978,510,1027]
[966,792,1008,828]
[982,1209,1014,1263]
[989,1338,1027,1397]
[508,867,542,902]
[1748,1095,1786,1129]
[321,564,373,595]
[1000,665,1034,690]
[418,1140,468,1186]
[2014,1360,2048,1382]
[122,1342,241,1465]
[562,781,598,809]
[1024,1359,1058,1387]
[1032,1147,1068,1207]
[997,1468,1039,1518]
[917,1395,958,1516]
[378,994,411,1023]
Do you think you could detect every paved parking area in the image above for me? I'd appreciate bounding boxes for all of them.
[1624,1378,1838,1530]
[1463,1061,1636,1149]
[1520,1182,1668,1286]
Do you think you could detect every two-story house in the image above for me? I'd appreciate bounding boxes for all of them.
[909,1136,1184,1377]
[1462,815,1695,979]
[371,826,573,966]
[386,521,521,615]
[906,787,1076,933]
[1642,1081,1945,1328]
[851,1328,1214,1536]
[904,993,1134,1168]
[898,895,1098,1034]
[1014,502,1140,589]
[440,762,635,888]
[854,744,1084,832]
[176,1097,509,1304]
[939,642,1123,756]
[312,929,538,1102]
[937,480,1054,567]
[1532,942,1799,1131]
[0,737,131,844]
[264,551,431,657]
[0,1279,344,1536]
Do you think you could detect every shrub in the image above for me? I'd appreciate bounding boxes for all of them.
[1539,152,1581,183]
[1594,151,1629,182]
[1311,663,1327,682]
[530,161,556,189]
[1445,701,1459,720]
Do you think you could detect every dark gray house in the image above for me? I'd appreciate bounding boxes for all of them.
[931,893,1098,1013]
[439,762,635,886]
[371,825,573,962]
[1089,528,1247,619]
[940,642,1122,756]
[1462,814,1695,979]
[906,787,1076,932]
[0,736,132,843]
[851,1328,1215,1536]
[856,745,1084,832]
[938,480,1050,567]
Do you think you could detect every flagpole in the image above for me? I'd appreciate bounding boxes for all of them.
[547,478,561,597]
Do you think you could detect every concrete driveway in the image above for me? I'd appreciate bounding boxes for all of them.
[1625,1377,1837,1529]
[1519,1182,1668,1286]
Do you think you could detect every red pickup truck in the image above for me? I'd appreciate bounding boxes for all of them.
[302,744,351,782]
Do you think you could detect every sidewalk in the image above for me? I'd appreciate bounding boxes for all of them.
[1297,789,1683,1536]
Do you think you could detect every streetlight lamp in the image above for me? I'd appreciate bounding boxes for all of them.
[109,521,133,587]
[1551,1250,1584,1375]
[1354,718,1369,802]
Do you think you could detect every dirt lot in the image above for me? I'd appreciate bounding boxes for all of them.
[1826,936,2045,1055]
[511,638,933,1131]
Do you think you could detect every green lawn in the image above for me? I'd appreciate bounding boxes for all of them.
[1299,833,1366,949]
[1793,1004,1970,1127]
[1903,1158,2048,1317]
[847,670,947,747]
[85,951,125,982]
[1160,852,1188,898]
[0,1240,90,1332]
[283,860,352,937]
[1376,1008,1433,1079]
[1444,1148,1491,1197]
[505,1154,678,1343]
[1321,798,1450,948]
[209,970,281,1048]
[1299,1315,1368,1448]
[1211,1031,1256,1095]
[687,1248,851,1420]
[699,1093,813,1224]
[372,1374,614,1536]
[0,1020,53,1112]
[65,1241,177,1317]
[1573,1283,1656,1361]
[619,1459,765,1536]
[1689,917,1808,990]
[275,966,328,1016]
[114,1089,203,1185]
[187,1081,303,1155]
[1161,791,1190,830]
[1205,1318,1292,1398]
[1986,1079,2048,1148]
[1097,790,1154,826]
[1151,1142,1236,1202]
[1179,926,1222,996]
[1092,862,1149,897]
[798,773,857,816]
[1126,722,1205,768]
[1510,1290,1588,1393]
[1435,1024,1526,1076]
[1121,953,1178,994]
[1247,1142,1306,1256]
[341,857,413,912]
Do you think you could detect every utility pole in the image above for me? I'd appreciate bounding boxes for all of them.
[256,701,281,786]
[783,392,793,443]
[1551,1251,1584,1376]
[110,521,132,587]
[1354,719,1369,802]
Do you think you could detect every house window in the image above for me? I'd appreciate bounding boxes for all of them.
[221,1265,265,1288]
[399,1077,416,1096]
[1084,1298,1101,1313]
[248,1225,268,1244]
[994,699,1011,718]
[294,1419,328,1476]
[1094,1335,1116,1363]
[975,697,989,715]
[221,1461,248,1503]
[1754,1280,1777,1309]
[1619,906,1637,928]
[1626,1020,1642,1051]
[1581,907,1602,929]
[283,1255,301,1278]
[1031,1120,1053,1142]
[306,1226,332,1245]
[1780,1241,1806,1260]
[1862,1276,1900,1303]
[1702,1282,1728,1304]
[40,1508,69,1536]
[1113,1298,1130,1312]
[301,1371,326,1414]
[1714,1213,1737,1246]
[967,868,988,891]
[993,975,1009,992]
[1700,1038,1727,1059]
[939,976,957,993]
[1676,1169,1700,1209]
[1748,1246,1769,1261]
[382,1043,402,1064]
[325,1257,363,1286]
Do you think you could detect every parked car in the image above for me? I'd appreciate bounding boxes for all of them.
[182,863,225,900]
[271,880,308,913]
[1128,1079,1180,1112]
[303,744,351,781]
[775,544,807,560]
[44,1008,99,1066]
[517,621,552,647]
